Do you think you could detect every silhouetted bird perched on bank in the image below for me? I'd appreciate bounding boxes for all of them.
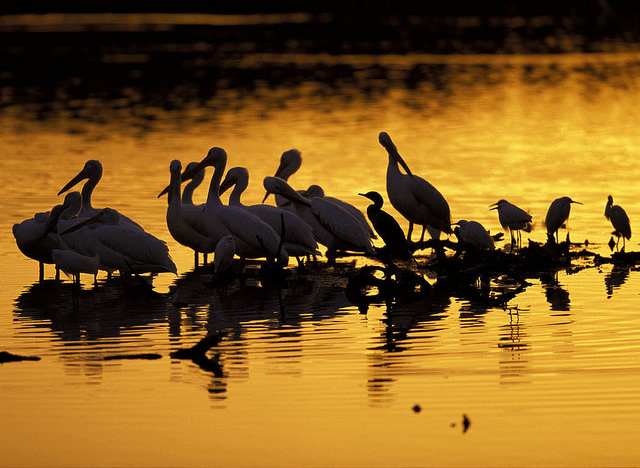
[454,220,495,251]
[605,195,631,252]
[545,196,582,244]
[359,191,412,260]
[490,199,532,251]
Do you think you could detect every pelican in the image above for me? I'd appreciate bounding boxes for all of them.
[490,199,532,251]
[263,149,303,211]
[60,206,177,275]
[160,160,216,267]
[455,220,495,251]
[545,196,582,243]
[378,132,452,244]
[605,195,631,252]
[220,166,320,260]
[358,191,412,260]
[214,235,236,273]
[58,159,143,230]
[304,185,376,241]
[13,206,65,281]
[180,147,288,264]
[264,176,375,262]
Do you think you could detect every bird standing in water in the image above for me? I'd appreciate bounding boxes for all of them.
[358,191,412,261]
[605,195,631,252]
[490,199,532,252]
[544,196,582,244]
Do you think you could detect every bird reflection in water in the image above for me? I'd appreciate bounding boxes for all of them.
[541,272,571,312]
[604,263,631,298]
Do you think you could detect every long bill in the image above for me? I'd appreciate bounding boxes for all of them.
[58,169,88,196]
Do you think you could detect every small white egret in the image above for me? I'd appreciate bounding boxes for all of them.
[160,160,216,267]
[214,235,236,273]
[263,176,375,262]
[490,199,532,251]
[605,195,631,251]
[545,196,582,243]
[181,147,288,264]
[51,249,100,285]
[378,132,452,244]
[220,166,320,260]
[358,191,412,260]
[455,220,495,251]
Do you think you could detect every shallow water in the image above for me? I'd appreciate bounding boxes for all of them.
[2,18,640,466]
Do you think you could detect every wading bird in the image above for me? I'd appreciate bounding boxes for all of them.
[378,132,452,245]
[160,160,216,267]
[605,195,631,252]
[490,199,532,251]
[58,159,143,230]
[454,220,495,251]
[214,235,236,274]
[545,196,582,244]
[358,191,412,261]
[180,147,288,264]
[220,166,320,261]
[264,176,375,262]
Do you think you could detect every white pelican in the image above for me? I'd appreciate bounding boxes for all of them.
[263,149,303,212]
[304,185,376,241]
[60,206,177,275]
[545,196,582,243]
[160,160,216,267]
[358,191,412,260]
[378,132,452,243]
[455,220,495,251]
[181,147,288,264]
[214,235,236,273]
[13,206,65,281]
[220,166,320,260]
[58,159,143,230]
[263,176,375,262]
[605,195,631,251]
[490,199,532,251]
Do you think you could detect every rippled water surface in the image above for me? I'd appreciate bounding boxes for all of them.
[2,18,640,466]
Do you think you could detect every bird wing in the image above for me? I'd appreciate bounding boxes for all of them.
[311,198,373,251]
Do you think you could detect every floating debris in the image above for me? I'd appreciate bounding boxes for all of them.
[103,353,162,361]
[412,404,422,413]
[0,351,41,363]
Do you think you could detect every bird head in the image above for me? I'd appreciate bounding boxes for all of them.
[58,159,103,196]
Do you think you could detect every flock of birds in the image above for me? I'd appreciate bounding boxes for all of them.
[12,132,633,287]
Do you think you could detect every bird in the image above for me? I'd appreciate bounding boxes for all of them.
[159,160,216,268]
[454,220,495,251]
[179,147,288,265]
[59,205,177,276]
[544,196,582,244]
[378,132,452,245]
[13,206,65,281]
[490,199,532,251]
[58,159,143,230]
[263,149,303,212]
[51,249,100,285]
[219,166,320,261]
[214,235,236,274]
[263,176,375,262]
[605,195,631,252]
[358,191,412,261]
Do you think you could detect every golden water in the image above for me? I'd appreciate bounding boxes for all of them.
[2,49,640,466]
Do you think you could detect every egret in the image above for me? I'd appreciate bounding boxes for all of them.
[51,249,100,285]
[60,206,177,275]
[358,191,412,260]
[378,132,452,245]
[605,195,631,252]
[490,199,532,251]
[304,185,376,241]
[263,149,303,211]
[263,176,375,262]
[545,196,582,244]
[13,206,65,281]
[58,159,143,230]
[160,160,216,268]
[455,220,495,251]
[214,235,236,273]
[180,147,288,264]
[219,166,320,260]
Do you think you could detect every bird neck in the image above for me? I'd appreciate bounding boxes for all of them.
[206,161,225,209]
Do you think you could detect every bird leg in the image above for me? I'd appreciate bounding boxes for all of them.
[194,250,199,268]
[419,225,427,244]
[406,222,414,243]
[39,262,44,282]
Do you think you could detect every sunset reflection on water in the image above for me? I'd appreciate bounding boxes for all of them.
[1,18,640,466]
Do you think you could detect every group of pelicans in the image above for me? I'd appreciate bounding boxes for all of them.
[13,132,633,286]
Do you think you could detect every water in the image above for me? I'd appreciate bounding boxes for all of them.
[2,16,640,466]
